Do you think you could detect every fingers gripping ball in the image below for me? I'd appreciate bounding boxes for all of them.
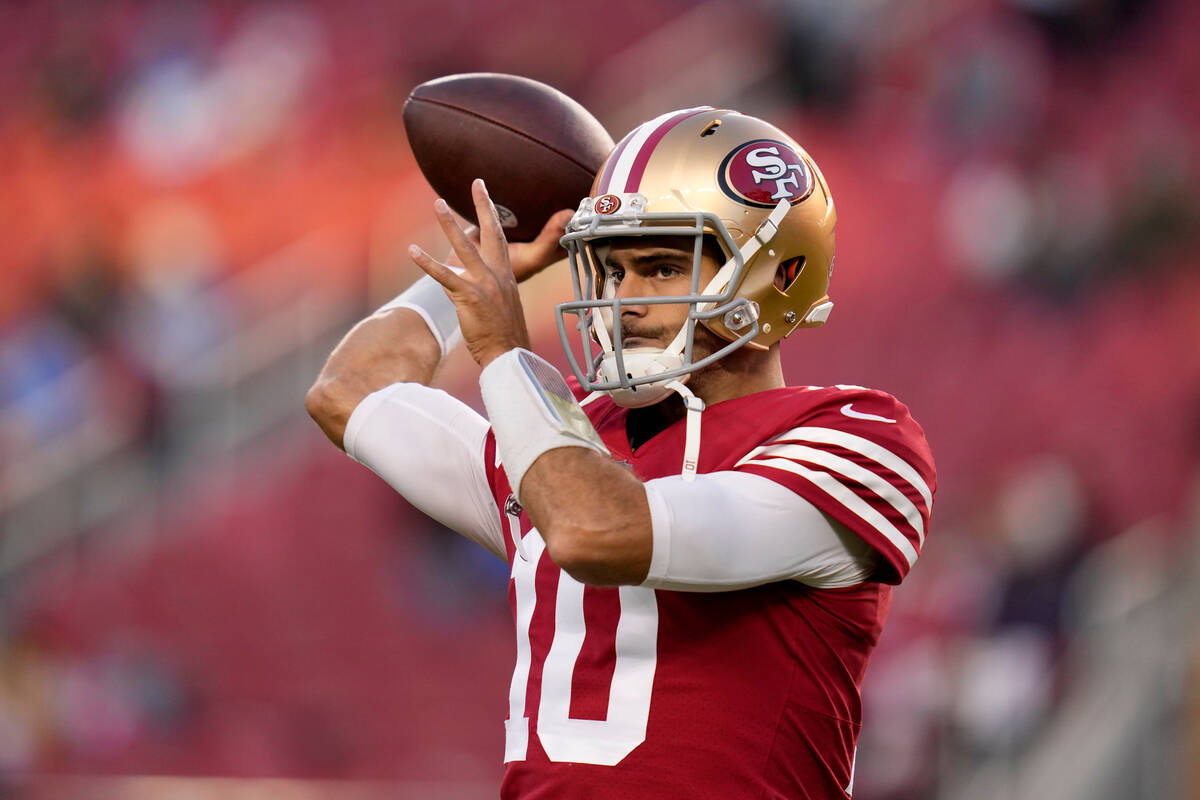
[402,73,614,242]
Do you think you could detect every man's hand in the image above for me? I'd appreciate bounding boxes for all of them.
[510,208,574,282]
[455,206,573,283]
[410,179,558,368]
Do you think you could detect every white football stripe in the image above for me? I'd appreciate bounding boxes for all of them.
[747,443,925,544]
[749,457,919,567]
[738,426,932,511]
[605,106,710,192]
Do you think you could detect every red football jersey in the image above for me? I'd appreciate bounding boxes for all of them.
[484,382,936,799]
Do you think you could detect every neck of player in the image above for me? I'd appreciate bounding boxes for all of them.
[626,343,785,450]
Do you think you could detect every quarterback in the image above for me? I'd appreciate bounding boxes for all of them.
[307,108,935,799]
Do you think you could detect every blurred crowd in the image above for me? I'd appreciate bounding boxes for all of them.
[1,0,1198,797]
[858,457,1197,799]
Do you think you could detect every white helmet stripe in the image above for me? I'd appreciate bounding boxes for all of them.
[595,128,638,195]
[601,107,712,194]
[597,110,677,194]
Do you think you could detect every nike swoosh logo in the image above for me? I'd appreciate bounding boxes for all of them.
[840,403,897,424]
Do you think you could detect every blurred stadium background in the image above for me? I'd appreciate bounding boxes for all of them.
[2,0,1198,798]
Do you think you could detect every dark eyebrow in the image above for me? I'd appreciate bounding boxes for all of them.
[605,248,694,268]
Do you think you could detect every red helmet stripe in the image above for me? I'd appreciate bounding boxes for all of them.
[622,107,711,192]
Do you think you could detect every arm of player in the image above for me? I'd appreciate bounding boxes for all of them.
[521,447,657,585]
[305,306,443,450]
[518,454,877,589]
[341,382,507,559]
[306,203,572,450]
[639,471,877,591]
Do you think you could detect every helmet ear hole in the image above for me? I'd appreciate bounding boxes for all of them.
[774,256,805,292]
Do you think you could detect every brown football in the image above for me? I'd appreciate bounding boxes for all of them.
[402,73,614,242]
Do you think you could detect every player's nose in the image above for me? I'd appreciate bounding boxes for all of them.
[616,297,648,319]
[612,274,649,311]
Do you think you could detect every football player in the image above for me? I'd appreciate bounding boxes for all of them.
[307,107,936,799]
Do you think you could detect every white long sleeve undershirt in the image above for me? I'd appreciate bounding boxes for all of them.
[344,382,876,590]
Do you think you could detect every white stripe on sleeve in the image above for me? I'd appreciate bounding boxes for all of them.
[745,457,919,568]
[738,426,933,511]
[742,443,926,544]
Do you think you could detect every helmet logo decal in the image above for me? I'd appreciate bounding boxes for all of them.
[595,194,621,215]
[718,139,813,208]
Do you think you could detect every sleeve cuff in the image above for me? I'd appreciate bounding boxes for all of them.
[342,385,394,461]
[642,482,673,584]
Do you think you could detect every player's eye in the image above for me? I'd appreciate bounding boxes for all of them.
[606,266,625,283]
[653,264,682,280]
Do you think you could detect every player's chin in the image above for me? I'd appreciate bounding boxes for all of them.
[621,338,663,350]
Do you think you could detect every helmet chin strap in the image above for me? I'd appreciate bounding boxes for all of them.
[663,380,704,481]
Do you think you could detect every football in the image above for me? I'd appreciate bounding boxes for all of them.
[402,73,614,242]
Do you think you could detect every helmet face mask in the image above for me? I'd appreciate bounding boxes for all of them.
[554,107,837,407]
[557,201,760,407]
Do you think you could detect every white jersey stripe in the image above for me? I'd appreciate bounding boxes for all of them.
[603,106,711,193]
[506,529,546,761]
[737,426,933,511]
[746,443,926,545]
[749,457,919,567]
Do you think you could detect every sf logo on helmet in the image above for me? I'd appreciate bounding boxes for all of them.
[595,194,622,215]
[718,139,813,209]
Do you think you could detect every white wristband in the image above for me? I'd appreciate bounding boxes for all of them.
[480,348,610,503]
[374,275,462,358]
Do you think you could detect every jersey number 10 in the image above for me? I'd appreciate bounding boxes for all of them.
[505,528,659,766]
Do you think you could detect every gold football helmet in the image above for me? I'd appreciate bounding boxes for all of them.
[556,107,837,407]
